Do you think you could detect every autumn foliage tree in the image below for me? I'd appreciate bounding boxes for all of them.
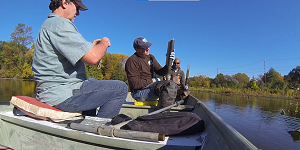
[263,68,287,90]
[2,23,300,98]
[85,53,128,83]
[284,66,300,90]
[189,75,209,88]
[232,73,250,88]
[0,41,28,78]
[1,23,130,81]
[0,23,34,78]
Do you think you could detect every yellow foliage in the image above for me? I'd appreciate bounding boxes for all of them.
[276,72,283,81]
[22,63,33,79]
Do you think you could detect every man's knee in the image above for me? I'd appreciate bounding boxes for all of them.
[112,80,128,92]
[119,81,128,90]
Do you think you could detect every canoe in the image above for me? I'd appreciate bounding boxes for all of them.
[0,94,258,150]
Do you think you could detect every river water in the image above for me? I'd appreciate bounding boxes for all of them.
[0,79,299,150]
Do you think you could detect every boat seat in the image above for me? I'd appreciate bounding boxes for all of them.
[122,102,194,111]
[10,96,82,121]
[134,99,159,106]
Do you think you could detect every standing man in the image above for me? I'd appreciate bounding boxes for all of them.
[171,58,189,100]
[125,37,177,108]
[32,0,128,118]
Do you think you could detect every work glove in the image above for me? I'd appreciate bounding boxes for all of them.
[169,49,175,60]
[184,85,188,90]
[152,78,161,82]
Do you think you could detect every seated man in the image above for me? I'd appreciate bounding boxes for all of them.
[125,37,177,108]
[171,58,190,100]
[32,0,128,118]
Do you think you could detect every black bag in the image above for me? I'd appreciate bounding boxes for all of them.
[151,80,177,108]
[111,114,132,125]
[121,112,205,136]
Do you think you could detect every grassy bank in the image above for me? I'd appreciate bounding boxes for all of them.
[190,87,300,100]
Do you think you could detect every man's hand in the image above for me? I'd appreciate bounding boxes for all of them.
[92,39,101,45]
[101,37,111,47]
[152,78,161,82]
[93,37,111,47]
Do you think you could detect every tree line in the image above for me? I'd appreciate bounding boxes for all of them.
[188,67,300,98]
[0,23,128,84]
[1,23,300,98]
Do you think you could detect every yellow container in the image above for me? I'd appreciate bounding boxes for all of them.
[134,99,159,106]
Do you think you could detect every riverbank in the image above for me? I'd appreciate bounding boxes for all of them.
[0,78,34,81]
[190,88,300,101]
[1,78,299,101]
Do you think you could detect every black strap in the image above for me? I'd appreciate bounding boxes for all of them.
[150,57,154,78]
[13,107,27,116]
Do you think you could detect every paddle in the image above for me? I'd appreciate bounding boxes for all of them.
[69,122,165,141]
[165,39,175,81]
[185,64,190,86]
[112,100,184,129]
[69,100,184,141]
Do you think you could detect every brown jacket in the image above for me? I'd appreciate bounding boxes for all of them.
[171,67,186,88]
[125,53,168,91]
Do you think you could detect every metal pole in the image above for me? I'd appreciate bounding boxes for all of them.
[264,60,267,83]
[112,100,184,129]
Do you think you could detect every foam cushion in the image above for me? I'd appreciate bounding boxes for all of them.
[10,96,82,120]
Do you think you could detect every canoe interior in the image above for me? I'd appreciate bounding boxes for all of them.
[0,94,258,150]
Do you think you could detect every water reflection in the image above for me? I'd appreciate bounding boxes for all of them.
[0,80,300,149]
[191,91,300,150]
[192,91,300,119]
[0,79,36,101]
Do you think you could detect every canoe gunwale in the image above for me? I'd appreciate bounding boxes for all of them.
[189,94,258,150]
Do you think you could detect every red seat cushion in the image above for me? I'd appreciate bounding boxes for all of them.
[10,96,82,121]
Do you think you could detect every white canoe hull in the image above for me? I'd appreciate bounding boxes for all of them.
[0,94,258,150]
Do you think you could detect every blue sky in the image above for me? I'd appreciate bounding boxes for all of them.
[0,0,299,78]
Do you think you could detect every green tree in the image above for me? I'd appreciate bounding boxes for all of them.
[256,74,267,90]
[10,23,34,47]
[224,74,240,88]
[247,77,259,90]
[189,75,211,88]
[111,54,128,83]
[214,73,226,88]
[232,73,250,88]
[22,46,34,79]
[0,41,28,78]
[263,68,287,90]
[284,66,300,89]
[189,76,201,88]
[0,23,33,78]
[85,63,104,80]
[0,41,3,70]
[85,53,128,83]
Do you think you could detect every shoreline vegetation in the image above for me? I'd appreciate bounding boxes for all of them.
[190,88,300,101]
[2,24,300,103]
[2,78,299,101]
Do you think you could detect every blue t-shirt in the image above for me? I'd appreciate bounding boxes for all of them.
[32,13,93,106]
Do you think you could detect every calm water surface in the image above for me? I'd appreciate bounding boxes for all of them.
[1,79,300,150]
[191,91,300,150]
[0,79,35,102]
